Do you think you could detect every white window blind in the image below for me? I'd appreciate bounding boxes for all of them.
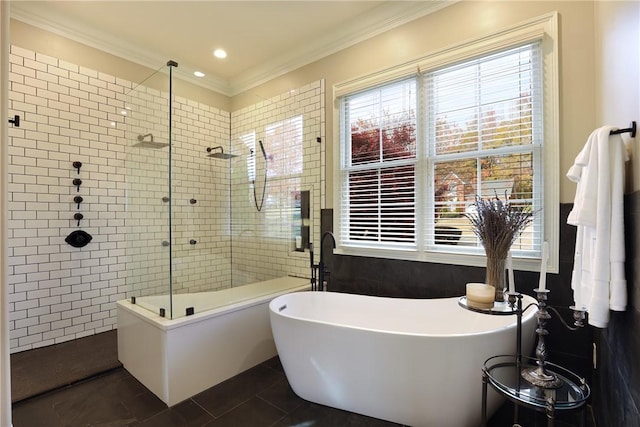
[338,41,544,260]
[340,78,418,248]
[426,42,543,255]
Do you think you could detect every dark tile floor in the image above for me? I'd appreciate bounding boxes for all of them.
[12,354,591,427]
[12,357,403,427]
[11,330,120,402]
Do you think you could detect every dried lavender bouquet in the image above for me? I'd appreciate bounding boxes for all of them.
[465,194,534,300]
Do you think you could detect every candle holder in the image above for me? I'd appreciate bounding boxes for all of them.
[521,288,563,388]
[569,305,587,328]
[506,291,523,366]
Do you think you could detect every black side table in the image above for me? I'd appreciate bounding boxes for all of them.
[482,354,590,427]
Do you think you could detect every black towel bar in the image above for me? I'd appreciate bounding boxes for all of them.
[609,121,636,137]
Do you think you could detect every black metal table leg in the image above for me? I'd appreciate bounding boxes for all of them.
[481,369,488,427]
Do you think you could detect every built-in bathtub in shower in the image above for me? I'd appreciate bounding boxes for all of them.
[117,276,308,405]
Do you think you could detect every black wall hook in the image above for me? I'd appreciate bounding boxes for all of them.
[609,121,637,138]
[73,161,82,174]
[73,178,82,192]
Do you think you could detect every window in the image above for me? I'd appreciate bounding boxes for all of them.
[345,78,417,246]
[261,116,304,239]
[335,13,559,271]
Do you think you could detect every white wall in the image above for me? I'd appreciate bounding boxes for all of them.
[594,1,640,312]
[594,0,640,192]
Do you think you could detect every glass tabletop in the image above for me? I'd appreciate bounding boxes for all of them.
[458,296,519,315]
[484,355,590,410]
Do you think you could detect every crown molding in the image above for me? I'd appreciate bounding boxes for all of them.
[10,1,455,97]
[228,1,455,96]
[10,2,233,95]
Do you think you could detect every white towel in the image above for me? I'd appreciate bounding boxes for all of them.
[567,126,628,328]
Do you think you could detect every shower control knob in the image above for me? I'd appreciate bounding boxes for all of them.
[162,241,170,247]
[189,239,197,245]
[74,195,83,209]
[73,178,82,192]
[72,161,82,174]
[189,198,197,205]
[74,212,83,226]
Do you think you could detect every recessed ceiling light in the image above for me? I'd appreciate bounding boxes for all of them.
[213,49,227,59]
[194,71,205,78]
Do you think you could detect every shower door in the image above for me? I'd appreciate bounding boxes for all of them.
[123,63,174,318]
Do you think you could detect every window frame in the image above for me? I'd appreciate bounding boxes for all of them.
[333,12,559,273]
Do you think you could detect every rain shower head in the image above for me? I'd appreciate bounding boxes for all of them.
[207,146,237,159]
[133,133,169,149]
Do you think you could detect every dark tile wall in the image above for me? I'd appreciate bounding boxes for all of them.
[592,192,640,426]
[320,205,593,380]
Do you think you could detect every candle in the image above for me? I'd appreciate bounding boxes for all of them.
[538,241,548,291]
[466,283,494,308]
[507,251,515,294]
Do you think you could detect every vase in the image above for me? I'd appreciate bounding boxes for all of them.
[485,256,507,302]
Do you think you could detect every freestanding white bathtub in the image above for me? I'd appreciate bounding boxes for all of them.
[269,291,537,427]
[117,276,309,406]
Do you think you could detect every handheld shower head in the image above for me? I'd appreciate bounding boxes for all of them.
[207,146,238,159]
[258,140,267,160]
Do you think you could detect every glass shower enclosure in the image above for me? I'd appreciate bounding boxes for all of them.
[123,61,323,319]
[123,61,175,317]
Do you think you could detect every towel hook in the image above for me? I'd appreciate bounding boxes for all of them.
[609,121,636,138]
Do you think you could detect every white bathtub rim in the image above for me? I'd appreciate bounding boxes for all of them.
[270,292,537,338]
[118,280,309,332]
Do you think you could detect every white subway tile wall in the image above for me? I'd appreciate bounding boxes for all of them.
[7,45,324,352]
[230,81,324,286]
[122,71,234,301]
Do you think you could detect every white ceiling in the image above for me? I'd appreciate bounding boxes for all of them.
[10,1,453,96]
